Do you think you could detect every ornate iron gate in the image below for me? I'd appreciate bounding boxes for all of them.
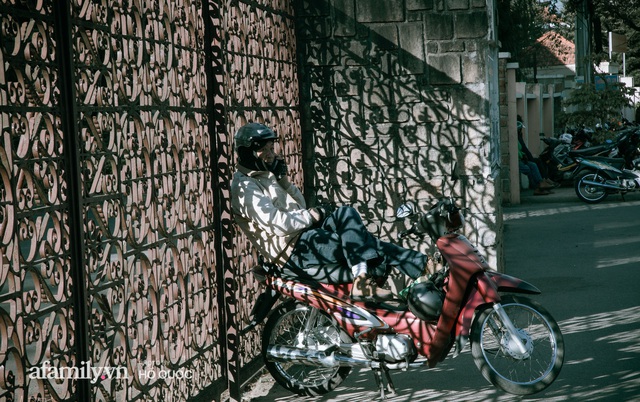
[1,0,302,400]
[220,0,304,399]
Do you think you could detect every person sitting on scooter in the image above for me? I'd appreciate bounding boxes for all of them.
[230,122,431,302]
[517,118,558,195]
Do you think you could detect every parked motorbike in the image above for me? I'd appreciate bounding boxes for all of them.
[569,127,594,149]
[574,127,640,203]
[537,128,634,185]
[242,170,565,398]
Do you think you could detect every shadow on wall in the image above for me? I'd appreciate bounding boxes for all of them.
[293,0,501,268]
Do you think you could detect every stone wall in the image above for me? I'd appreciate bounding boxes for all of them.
[295,0,504,274]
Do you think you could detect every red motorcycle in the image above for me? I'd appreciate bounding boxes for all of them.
[243,182,564,398]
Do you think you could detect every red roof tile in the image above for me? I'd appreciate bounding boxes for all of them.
[531,31,575,66]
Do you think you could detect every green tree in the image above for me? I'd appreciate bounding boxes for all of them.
[558,79,635,136]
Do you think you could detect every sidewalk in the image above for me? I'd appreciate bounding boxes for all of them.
[518,184,640,205]
[518,185,577,204]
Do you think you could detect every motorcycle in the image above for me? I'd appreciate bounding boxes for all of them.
[539,133,620,185]
[242,170,565,399]
[574,127,640,204]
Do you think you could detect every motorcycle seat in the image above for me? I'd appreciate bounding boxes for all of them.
[579,156,626,169]
[569,144,614,157]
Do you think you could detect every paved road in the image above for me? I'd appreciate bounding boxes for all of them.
[243,188,640,402]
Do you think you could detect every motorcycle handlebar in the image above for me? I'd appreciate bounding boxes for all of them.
[398,225,417,239]
[397,197,461,240]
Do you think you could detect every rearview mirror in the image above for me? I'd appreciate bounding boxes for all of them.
[396,202,416,219]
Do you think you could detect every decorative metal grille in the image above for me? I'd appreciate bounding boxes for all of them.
[221,0,302,396]
[1,2,78,400]
[0,1,220,400]
[1,0,303,400]
[293,0,501,282]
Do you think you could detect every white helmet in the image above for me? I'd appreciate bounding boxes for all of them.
[559,133,572,144]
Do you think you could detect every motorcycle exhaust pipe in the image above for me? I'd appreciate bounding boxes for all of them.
[265,345,370,368]
[582,179,626,191]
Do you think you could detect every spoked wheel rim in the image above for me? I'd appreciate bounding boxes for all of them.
[478,305,557,384]
[267,305,343,388]
[471,296,564,395]
[576,173,608,203]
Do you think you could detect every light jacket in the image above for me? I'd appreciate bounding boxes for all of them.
[231,164,315,265]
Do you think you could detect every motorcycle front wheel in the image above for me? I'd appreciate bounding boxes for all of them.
[262,301,352,396]
[575,172,609,203]
[471,295,564,395]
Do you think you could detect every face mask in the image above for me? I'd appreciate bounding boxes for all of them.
[238,147,269,171]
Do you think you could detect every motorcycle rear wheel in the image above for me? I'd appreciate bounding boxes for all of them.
[262,301,352,396]
[471,295,564,395]
[575,172,609,203]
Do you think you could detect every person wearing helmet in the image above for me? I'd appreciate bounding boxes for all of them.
[230,123,430,302]
[517,116,559,195]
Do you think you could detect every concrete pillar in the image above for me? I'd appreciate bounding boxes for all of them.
[527,83,541,156]
[542,84,555,138]
[507,64,520,204]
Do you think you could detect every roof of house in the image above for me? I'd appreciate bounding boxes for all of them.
[532,31,575,66]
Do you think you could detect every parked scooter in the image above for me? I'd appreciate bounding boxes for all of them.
[539,125,640,185]
[570,127,595,149]
[574,127,640,203]
[242,168,565,398]
[539,133,616,184]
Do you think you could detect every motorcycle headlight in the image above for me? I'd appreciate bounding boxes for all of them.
[446,210,464,232]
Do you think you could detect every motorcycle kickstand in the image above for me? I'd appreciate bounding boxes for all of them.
[372,365,396,400]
